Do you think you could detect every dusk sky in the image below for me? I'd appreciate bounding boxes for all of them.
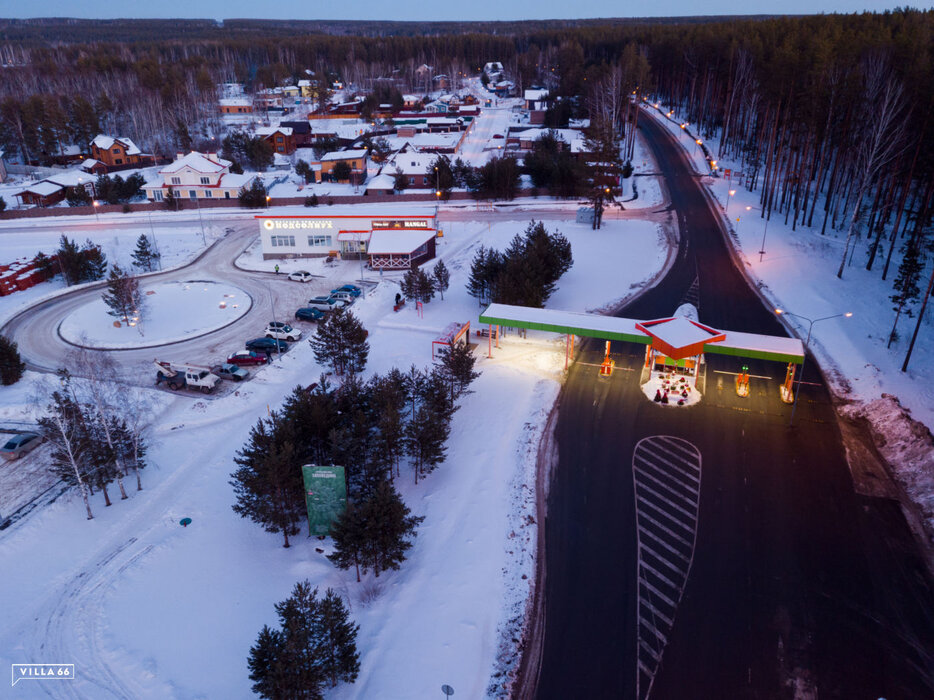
[2,0,921,21]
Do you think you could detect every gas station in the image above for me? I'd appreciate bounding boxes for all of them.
[478,303,806,404]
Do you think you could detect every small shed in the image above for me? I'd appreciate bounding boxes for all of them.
[432,321,471,361]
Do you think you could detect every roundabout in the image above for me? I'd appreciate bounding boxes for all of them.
[58,280,252,350]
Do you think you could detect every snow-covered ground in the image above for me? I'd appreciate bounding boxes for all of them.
[646,102,934,535]
[59,281,251,349]
[0,212,669,698]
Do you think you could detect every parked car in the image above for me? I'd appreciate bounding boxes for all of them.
[492,133,504,139]
[330,284,362,297]
[227,350,270,367]
[213,362,250,381]
[328,290,356,304]
[306,297,343,312]
[288,270,315,283]
[295,307,325,322]
[246,337,290,353]
[265,322,302,341]
[0,432,43,460]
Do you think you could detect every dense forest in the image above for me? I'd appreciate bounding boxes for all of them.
[0,10,931,338]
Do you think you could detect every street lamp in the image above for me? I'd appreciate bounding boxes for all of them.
[265,195,271,209]
[776,308,853,427]
[726,189,736,213]
[745,205,771,263]
[92,200,100,223]
[195,196,207,247]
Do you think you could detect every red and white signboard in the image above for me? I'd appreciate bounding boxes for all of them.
[432,321,471,360]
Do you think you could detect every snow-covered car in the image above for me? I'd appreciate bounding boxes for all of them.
[227,350,270,367]
[264,322,302,341]
[306,297,345,312]
[330,284,362,297]
[0,432,43,460]
[295,307,325,322]
[213,363,250,381]
[288,270,314,283]
[328,291,355,304]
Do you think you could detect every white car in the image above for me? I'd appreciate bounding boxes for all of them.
[288,270,314,283]
[264,322,302,341]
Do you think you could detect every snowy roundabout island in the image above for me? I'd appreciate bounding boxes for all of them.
[59,280,252,349]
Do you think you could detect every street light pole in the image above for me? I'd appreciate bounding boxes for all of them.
[93,200,100,223]
[195,196,206,247]
[776,309,852,427]
[148,211,162,270]
[726,189,736,213]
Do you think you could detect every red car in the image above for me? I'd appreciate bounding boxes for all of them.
[227,350,270,367]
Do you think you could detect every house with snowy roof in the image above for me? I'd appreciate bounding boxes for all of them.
[89,135,154,170]
[142,151,256,203]
[256,126,296,155]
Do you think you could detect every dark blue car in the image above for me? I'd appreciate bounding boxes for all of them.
[295,307,326,322]
[246,337,289,353]
[330,284,362,297]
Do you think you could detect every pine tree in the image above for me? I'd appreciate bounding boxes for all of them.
[0,335,25,385]
[131,233,160,272]
[318,589,361,687]
[81,239,107,281]
[328,501,368,582]
[400,269,418,302]
[432,260,450,300]
[415,268,435,303]
[56,235,84,285]
[466,245,490,304]
[439,341,480,401]
[247,625,288,700]
[101,264,142,323]
[249,582,359,699]
[230,415,306,547]
[310,308,369,376]
[362,479,424,576]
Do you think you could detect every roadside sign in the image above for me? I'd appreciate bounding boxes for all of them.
[302,465,347,536]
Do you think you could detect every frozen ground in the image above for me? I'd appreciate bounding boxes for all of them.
[59,281,251,349]
[0,212,670,698]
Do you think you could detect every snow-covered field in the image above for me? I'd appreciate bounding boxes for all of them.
[0,210,669,698]
[59,281,251,350]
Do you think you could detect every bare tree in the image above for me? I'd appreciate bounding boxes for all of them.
[836,57,908,279]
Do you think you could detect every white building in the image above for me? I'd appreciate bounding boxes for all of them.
[142,152,255,202]
[256,205,439,269]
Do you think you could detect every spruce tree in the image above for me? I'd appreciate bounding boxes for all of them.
[274,581,328,698]
[318,589,361,687]
[328,501,368,582]
[0,335,25,385]
[81,239,107,281]
[101,264,142,323]
[415,268,435,303]
[56,235,84,285]
[247,625,288,700]
[230,415,305,547]
[310,308,369,376]
[432,260,450,300]
[131,233,160,272]
[400,269,418,302]
[362,479,424,576]
[466,245,490,304]
[439,341,480,401]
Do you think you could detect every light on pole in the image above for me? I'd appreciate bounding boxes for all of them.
[195,196,206,247]
[776,308,852,427]
[148,211,162,270]
[265,195,271,209]
[93,200,100,223]
[726,189,736,213]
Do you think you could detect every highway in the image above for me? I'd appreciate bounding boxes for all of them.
[533,110,934,699]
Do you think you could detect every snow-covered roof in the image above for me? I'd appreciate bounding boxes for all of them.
[253,204,436,219]
[524,89,549,101]
[256,126,293,137]
[298,79,312,87]
[403,94,421,102]
[218,172,256,189]
[92,135,142,155]
[80,158,102,170]
[386,152,437,173]
[162,152,231,174]
[321,149,367,162]
[45,169,94,188]
[364,173,396,191]
[367,229,436,255]
[219,97,252,106]
[19,181,63,196]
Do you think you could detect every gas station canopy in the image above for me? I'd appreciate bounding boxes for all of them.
[478,303,805,364]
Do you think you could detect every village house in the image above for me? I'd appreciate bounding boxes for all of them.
[382,151,440,188]
[256,126,295,155]
[524,88,551,124]
[279,121,313,147]
[219,97,253,114]
[89,135,155,170]
[142,151,255,203]
[317,149,368,184]
[14,168,98,207]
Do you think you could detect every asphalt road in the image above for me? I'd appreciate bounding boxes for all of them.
[535,111,934,699]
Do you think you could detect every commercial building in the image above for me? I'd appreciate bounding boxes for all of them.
[256,205,438,270]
